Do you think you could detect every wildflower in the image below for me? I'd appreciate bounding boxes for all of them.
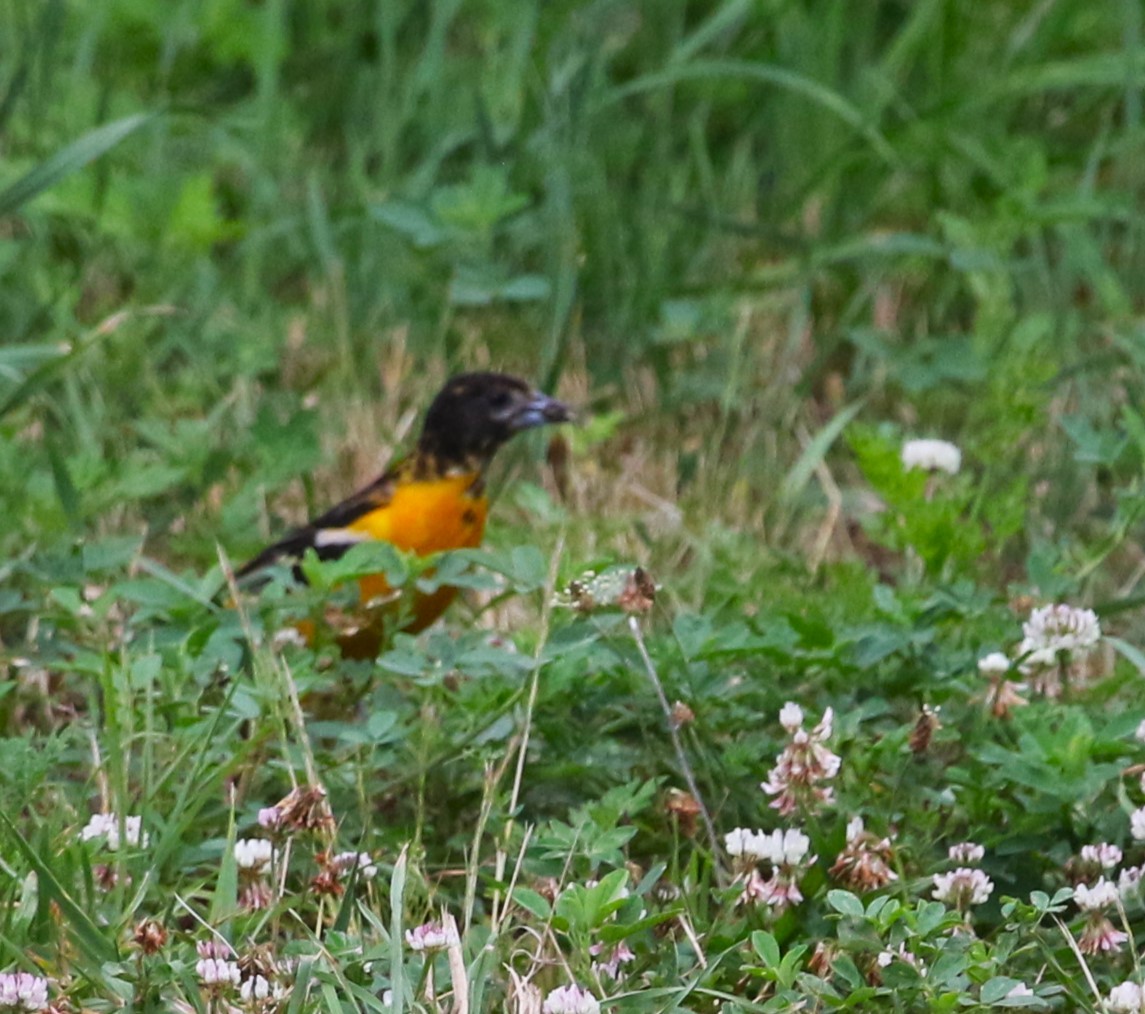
[265,784,334,833]
[735,827,815,912]
[1020,604,1101,656]
[1017,604,1101,695]
[1136,720,1145,744]
[257,807,283,832]
[79,812,148,851]
[663,789,702,835]
[670,700,695,728]
[901,438,961,474]
[761,704,841,816]
[590,940,634,979]
[1131,807,1145,842]
[196,957,240,988]
[909,705,941,756]
[724,828,769,865]
[331,851,378,880]
[1075,878,1128,955]
[1107,982,1145,1012]
[405,921,460,952]
[197,940,231,960]
[542,983,601,1014]
[555,566,654,614]
[234,838,274,872]
[778,702,804,733]
[0,972,49,1011]
[1081,843,1123,870]
[132,918,168,955]
[240,975,271,1002]
[977,652,1011,677]
[876,943,926,975]
[830,817,898,892]
[932,868,993,912]
[1120,866,1143,897]
[947,842,985,865]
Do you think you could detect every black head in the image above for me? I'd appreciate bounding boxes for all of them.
[417,372,572,466]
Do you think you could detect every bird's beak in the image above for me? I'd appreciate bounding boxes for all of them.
[511,391,575,431]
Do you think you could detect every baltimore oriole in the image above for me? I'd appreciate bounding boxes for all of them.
[237,371,572,656]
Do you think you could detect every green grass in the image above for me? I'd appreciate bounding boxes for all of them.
[3,0,1145,1010]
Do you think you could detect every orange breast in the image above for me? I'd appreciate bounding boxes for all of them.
[344,473,488,646]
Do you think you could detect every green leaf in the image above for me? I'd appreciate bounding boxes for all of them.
[0,112,153,216]
[826,889,865,919]
[0,809,118,963]
[751,930,780,968]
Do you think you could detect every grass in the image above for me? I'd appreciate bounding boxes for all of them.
[3,0,1145,1010]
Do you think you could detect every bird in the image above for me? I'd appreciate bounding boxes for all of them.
[236,371,572,656]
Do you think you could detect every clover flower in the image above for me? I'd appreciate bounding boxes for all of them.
[901,438,961,474]
[725,828,769,864]
[734,826,815,912]
[1107,982,1145,1012]
[405,921,460,952]
[589,940,634,980]
[761,704,840,816]
[542,984,601,1014]
[932,868,993,911]
[331,851,378,880]
[0,972,49,1011]
[947,842,985,865]
[830,816,898,892]
[1017,604,1101,695]
[977,652,1011,676]
[1075,878,1128,955]
[1082,843,1123,870]
[1131,807,1145,842]
[876,943,926,975]
[234,838,274,872]
[196,957,240,988]
[80,812,148,851]
[1120,866,1143,897]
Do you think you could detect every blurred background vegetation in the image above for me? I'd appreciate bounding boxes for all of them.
[2,0,1144,615]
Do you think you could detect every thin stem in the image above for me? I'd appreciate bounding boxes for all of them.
[627,615,727,887]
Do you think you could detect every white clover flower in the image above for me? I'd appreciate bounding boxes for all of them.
[1075,878,1120,911]
[1131,807,1145,842]
[0,971,49,1011]
[1006,982,1034,998]
[756,828,814,866]
[542,983,601,1014]
[1107,981,1145,1012]
[1019,604,1101,658]
[1136,719,1145,744]
[233,838,274,871]
[724,828,768,861]
[778,702,804,732]
[1120,866,1143,897]
[257,806,283,831]
[80,812,148,851]
[196,957,240,987]
[332,851,378,880]
[240,975,271,1002]
[901,438,961,474]
[947,842,985,865]
[405,921,460,952]
[977,652,1011,676]
[932,867,993,908]
[1081,843,1123,870]
[845,816,864,843]
[762,705,840,816]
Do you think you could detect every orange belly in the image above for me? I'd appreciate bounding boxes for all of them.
[330,473,488,655]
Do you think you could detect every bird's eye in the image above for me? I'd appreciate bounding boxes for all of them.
[488,390,512,410]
